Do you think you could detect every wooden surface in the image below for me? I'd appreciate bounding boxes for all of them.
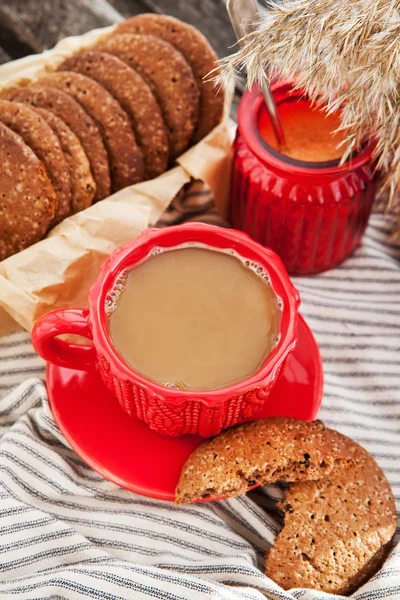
[0,0,236,64]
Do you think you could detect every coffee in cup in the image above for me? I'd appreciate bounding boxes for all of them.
[107,245,281,391]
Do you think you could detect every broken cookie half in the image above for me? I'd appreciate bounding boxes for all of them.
[175,417,354,503]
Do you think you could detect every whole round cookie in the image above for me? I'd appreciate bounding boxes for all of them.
[115,14,224,142]
[96,33,199,158]
[0,100,70,226]
[0,121,56,260]
[33,108,96,214]
[58,51,169,180]
[7,85,110,202]
[39,71,144,192]
[175,418,354,503]
[265,441,396,594]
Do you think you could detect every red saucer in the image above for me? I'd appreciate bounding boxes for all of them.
[47,314,323,502]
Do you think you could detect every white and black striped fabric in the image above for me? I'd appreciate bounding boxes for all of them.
[0,212,399,599]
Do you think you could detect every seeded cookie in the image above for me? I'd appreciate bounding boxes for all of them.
[38,71,144,192]
[0,100,70,226]
[7,85,110,202]
[33,108,96,214]
[58,51,169,180]
[115,14,224,142]
[96,33,199,158]
[175,418,354,503]
[265,441,396,594]
[0,121,56,260]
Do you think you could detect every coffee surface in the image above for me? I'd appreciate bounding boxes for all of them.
[259,98,347,163]
[108,247,280,390]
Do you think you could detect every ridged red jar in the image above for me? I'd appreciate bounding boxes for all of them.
[230,81,378,275]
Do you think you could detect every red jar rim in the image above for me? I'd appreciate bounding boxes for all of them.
[238,80,377,177]
[89,223,300,404]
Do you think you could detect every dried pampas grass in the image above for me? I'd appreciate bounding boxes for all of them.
[220,0,400,211]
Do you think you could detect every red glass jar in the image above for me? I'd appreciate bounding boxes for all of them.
[230,81,378,275]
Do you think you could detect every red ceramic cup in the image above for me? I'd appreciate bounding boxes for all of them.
[32,224,300,437]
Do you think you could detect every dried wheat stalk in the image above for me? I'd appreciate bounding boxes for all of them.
[220,0,400,213]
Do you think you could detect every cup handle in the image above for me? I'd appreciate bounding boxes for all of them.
[32,308,96,370]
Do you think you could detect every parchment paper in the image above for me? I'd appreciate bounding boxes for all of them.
[0,26,233,337]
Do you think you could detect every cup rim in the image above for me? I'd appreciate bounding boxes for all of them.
[238,80,377,177]
[89,223,300,404]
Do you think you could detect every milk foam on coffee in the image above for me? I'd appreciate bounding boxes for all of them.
[107,246,281,391]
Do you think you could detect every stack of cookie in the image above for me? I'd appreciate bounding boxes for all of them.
[0,14,224,261]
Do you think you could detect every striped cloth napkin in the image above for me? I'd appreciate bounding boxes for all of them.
[0,202,399,599]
